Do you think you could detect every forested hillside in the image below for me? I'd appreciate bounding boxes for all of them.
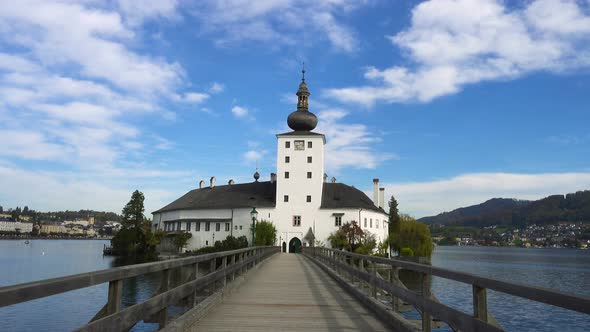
[420,190,590,227]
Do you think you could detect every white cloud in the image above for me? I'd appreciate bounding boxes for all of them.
[175,92,210,104]
[325,0,590,105]
[0,164,183,215]
[231,105,249,118]
[117,0,179,26]
[209,82,225,94]
[317,108,394,173]
[190,0,365,52]
[380,172,590,218]
[0,1,184,95]
[0,130,66,160]
[243,150,266,163]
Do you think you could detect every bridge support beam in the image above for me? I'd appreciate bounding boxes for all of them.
[473,285,488,322]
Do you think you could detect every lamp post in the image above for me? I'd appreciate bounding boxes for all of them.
[250,207,258,247]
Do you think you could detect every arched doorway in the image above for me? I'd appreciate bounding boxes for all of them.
[289,237,302,253]
[282,242,287,253]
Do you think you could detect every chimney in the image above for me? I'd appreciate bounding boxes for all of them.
[210,176,216,188]
[323,173,328,183]
[379,188,385,209]
[199,180,205,189]
[228,179,235,185]
[373,178,379,207]
[270,173,277,183]
[331,177,336,183]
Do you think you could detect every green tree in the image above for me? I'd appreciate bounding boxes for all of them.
[173,232,192,250]
[111,190,161,259]
[328,229,348,250]
[387,214,434,258]
[354,232,377,255]
[388,195,401,253]
[253,220,277,246]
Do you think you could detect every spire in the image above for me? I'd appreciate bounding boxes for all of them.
[296,63,310,112]
[302,62,306,82]
[253,161,260,182]
[288,67,318,131]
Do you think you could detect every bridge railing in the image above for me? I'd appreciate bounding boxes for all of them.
[304,247,590,332]
[0,246,279,331]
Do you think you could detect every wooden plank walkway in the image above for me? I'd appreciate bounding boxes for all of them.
[187,253,390,331]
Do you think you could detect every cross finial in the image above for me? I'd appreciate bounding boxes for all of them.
[302,62,305,81]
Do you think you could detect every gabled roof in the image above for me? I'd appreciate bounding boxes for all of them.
[321,183,386,214]
[153,181,276,213]
[153,181,386,215]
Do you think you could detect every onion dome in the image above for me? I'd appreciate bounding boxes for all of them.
[287,66,318,131]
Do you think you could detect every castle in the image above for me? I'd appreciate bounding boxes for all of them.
[152,72,388,252]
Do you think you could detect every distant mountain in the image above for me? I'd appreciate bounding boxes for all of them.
[420,190,590,227]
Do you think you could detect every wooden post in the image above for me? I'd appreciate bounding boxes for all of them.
[221,256,227,288]
[473,285,488,322]
[157,269,170,328]
[371,261,377,298]
[359,259,365,291]
[210,258,216,294]
[421,273,432,332]
[240,252,245,275]
[391,267,400,312]
[230,254,236,281]
[106,279,122,315]
[189,262,198,307]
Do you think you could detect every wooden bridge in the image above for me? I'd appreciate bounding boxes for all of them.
[1,246,589,332]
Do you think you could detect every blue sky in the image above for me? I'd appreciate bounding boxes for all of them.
[0,0,589,217]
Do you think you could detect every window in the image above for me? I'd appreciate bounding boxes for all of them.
[187,221,191,231]
[307,172,312,179]
[285,141,290,148]
[376,220,379,229]
[308,141,312,148]
[205,222,210,232]
[307,156,312,163]
[225,223,230,232]
[239,225,243,230]
[177,221,181,231]
[285,156,290,163]
[196,222,200,232]
[306,195,311,203]
[234,225,238,230]
[335,216,342,227]
[216,223,221,232]
[370,219,373,228]
[206,240,209,246]
[364,218,367,228]
[284,195,289,202]
[293,216,301,227]
[285,171,289,179]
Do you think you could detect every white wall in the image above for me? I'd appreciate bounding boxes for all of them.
[275,134,326,251]
[153,208,276,250]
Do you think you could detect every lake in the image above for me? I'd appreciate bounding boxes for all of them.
[0,240,589,331]
[430,246,590,332]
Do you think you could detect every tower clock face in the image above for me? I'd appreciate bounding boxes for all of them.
[294,140,305,150]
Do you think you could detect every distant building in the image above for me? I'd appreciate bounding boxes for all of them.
[0,221,33,233]
[41,223,66,234]
[152,73,389,252]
